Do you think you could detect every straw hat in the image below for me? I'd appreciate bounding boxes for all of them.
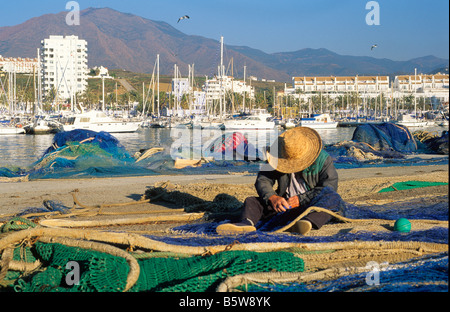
[266,127,322,173]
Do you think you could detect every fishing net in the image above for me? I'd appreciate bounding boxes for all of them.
[324,124,448,168]
[351,123,417,153]
[0,180,447,292]
[413,130,449,155]
[22,130,157,179]
[224,252,448,292]
[3,239,304,292]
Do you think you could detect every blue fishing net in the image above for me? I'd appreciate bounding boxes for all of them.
[351,123,417,153]
[421,130,449,155]
[241,253,448,292]
[0,130,158,179]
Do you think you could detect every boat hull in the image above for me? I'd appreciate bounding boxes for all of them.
[223,124,275,130]
[395,121,429,127]
[298,121,338,129]
[0,127,26,135]
[63,122,140,133]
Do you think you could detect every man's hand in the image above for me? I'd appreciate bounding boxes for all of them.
[287,196,300,209]
[268,195,291,213]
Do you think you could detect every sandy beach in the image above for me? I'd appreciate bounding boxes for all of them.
[1,163,448,222]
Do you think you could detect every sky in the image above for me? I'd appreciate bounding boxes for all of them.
[0,0,448,61]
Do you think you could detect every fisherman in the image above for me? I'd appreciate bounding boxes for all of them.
[216,127,338,235]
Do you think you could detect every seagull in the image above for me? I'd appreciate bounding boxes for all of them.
[177,15,190,23]
[371,44,378,50]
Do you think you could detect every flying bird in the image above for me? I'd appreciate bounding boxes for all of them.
[371,44,378,50]
[177,15,190,23]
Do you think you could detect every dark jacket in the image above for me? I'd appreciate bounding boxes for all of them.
[255,150,338,208]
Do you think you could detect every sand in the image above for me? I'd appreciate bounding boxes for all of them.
[0,164,448,227]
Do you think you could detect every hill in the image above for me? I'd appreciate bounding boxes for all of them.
[0,7,448,82]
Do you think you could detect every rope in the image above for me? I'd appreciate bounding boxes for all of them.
[273,206,448,233]
[38,212,205,228]
[1,226,447,257]
[216,267,371,292]
[135,147,164,162]
[413,130,438,143]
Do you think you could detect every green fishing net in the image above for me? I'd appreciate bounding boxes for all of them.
[5,242,304,292]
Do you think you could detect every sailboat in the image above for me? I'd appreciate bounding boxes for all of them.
[396,68,429,128]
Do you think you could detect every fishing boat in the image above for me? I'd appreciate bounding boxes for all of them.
[62,110,140,133]
[223,113,275,130]
[298,113,338,129]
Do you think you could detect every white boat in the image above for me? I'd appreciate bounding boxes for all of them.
[223,113,275,130]
[283,118,297,129]
[0,125,26,135]
[24,117,63,134]
[62,110,140,133]
[298,113,338,129]
[395,114,428,127]
[191,116,224,129]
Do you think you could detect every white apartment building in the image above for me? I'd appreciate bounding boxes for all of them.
[292,75,390,94]
[0,56,38,73]
[204,75,254,102]
[41,35,88,100]
[393,73,449,103]
[172,78,190,101]
[393,74,449,92]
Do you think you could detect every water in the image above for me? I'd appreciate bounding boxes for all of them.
[0,125,446,169]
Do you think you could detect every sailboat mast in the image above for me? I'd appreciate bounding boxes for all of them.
[243,65,246,113]
[157,54,160,118]
[219,36,224,119]
[414,68,417,119]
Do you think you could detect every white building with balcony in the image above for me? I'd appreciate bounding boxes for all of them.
[393,73,449,103]
[41,35,88,101]
[0,56,38,73]
[204,75,255,102]
[292,75,390,95]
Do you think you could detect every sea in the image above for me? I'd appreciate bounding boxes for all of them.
[0,125,446,169]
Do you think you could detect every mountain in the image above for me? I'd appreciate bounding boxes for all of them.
[0,7,448,82]
[231,46,449,77]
